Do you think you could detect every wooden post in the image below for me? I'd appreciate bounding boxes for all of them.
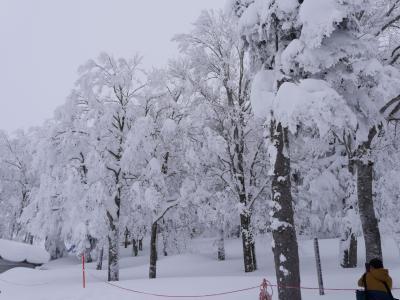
[82,253,86,288]
[314,237,324,295]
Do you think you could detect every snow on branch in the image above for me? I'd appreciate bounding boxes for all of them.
[153,198,180,224]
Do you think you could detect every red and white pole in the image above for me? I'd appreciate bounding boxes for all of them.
[82,253,86,288]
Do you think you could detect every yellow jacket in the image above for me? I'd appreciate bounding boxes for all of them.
[358,269,393,293]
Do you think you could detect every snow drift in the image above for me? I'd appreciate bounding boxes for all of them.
[0,239,50,265]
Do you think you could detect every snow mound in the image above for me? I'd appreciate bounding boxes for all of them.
[0,239,50,265]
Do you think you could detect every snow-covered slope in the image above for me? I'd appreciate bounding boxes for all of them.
[0,239,50,265]
[0,237,399,300]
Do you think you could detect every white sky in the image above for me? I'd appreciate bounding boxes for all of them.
[0,0,226,133]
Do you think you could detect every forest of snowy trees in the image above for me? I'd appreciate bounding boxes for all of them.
[1,1,400,300]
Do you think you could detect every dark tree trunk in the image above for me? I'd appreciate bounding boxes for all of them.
[96,247,104,270]
[24,233,34,245]
[235,117,257,273]
[84,236,97,263]
[139,239,143,251]
[132,239,138,257]
[251,240,257,269]
[225,74,258,273]
[357,160,382,262]
[163,242,168,257]
[149,222,158,279]
[314,238,325,295]
[240,213,256,272]
[85,246,93,263]
[270,122,302,300]
[149,151,172,279]
[217,227,225,261]
[124,229,129,248]
[235,225,241,238]
[161,219,168,257]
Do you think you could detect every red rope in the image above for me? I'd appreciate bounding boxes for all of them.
[5,269,396,297]
[90,271,399,298]
[92,272,400,298]
[270,282,400,292]
[104,280,260,298]
[88,271,259,297]
[272,283,355,291]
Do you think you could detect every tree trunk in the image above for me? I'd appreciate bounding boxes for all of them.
[149,222,158,279]
[236,225,241,238]
[139,238,143,251]
[357,160,382,262]
[45,235,67,259]
[132,239,138,257]
[24,233,34,245]
[229,93,257,272]
[251,240,257,269]
[107,226,119,281]
[340,231,357,268]
[314,238,324,295]
[96,247,104,270]
[161,219,168,257]
[217,227,225,261]
[106,184,121,281]
[240,213,256,272]
[340,198,357,268]
[236,140,257,272]
[85,236,97,263]
[271,122,302,300]
[124,229,129,248]
[85,245,93,263]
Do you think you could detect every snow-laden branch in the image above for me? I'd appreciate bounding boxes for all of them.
[153,198,179,224]
[248,177,270,209]
[380,95,400,121]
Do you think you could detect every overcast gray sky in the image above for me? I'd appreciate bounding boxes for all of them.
[0,0,226,133]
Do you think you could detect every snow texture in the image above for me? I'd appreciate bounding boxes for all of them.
[251,70,357,135]
[250,69,276,118]
[299,0,346,48]
[2,237,399,300]
[0,239,50,264]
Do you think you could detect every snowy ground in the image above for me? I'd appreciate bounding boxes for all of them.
[0,237,399,300]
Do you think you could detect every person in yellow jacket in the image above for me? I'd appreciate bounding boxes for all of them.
[358,258,394,300]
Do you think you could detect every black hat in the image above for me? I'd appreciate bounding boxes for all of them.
[369,258,384,269]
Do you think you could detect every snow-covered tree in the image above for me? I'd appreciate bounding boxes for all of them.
[230,0,397,298]
[70,53,145,281]
[2,5,400,298]
[122,69,189,278]
[20,124,70,258]
[234,0,400,289]
[0,130,38,242]
[174,10,269,273]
